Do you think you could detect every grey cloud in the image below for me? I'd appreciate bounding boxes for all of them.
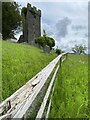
[55,17,71,38]
[72,25,87,31]
[69,40,77,44]
[57,38,88,53]
[42,22,54,36]
[58,43,72,52]
[84,33,88,38]
[42,18,52,26]
[74,32,79,35]
[46,30,53,36]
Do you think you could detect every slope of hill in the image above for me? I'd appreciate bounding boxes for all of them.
[49,54,89,118]
[2,41,57,100]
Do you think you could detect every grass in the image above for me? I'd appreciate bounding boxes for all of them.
[49,54,90,118]
[1,41,56,100]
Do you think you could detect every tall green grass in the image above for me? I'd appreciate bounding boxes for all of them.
[2,41,56,100]
[49,54,89,118]
[0,40,2,101]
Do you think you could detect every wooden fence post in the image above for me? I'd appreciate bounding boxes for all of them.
[0,53,67,119]
[66,53,68,60]
[60,57,62,67]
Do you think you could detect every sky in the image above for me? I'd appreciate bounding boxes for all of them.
[15,0,88,53]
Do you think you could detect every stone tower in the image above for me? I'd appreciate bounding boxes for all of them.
[18,3,41,44]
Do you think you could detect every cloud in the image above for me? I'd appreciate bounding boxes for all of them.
[55,17,71,38]
[41,22,54,36]
[42,18,53,26]
[56,38,88,53]
[74,32,79,35]
[15,2,88,53]
[84,33,88,38]
[72,25,87,31]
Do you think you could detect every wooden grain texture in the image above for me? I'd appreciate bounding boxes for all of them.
[0,53,67,119]
[45,78,56,119]
[36,65,59,119]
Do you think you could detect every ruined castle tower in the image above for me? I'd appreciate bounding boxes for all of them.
[18,3,41,44]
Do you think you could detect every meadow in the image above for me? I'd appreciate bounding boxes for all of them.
[49,54,89,118]
[1,41,56,100]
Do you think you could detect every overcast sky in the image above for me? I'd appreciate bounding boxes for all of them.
[15,0,88,53]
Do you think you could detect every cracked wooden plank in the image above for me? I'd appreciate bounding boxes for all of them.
[0,53,67,119]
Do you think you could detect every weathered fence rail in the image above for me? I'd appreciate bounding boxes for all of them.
[0,53,68,119]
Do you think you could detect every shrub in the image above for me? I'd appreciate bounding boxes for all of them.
[35,36,46,47]
[72,44,87,55]
[35,36,55,49]
[56,49,62,55]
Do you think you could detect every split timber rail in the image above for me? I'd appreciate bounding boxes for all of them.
[0,53,68,120]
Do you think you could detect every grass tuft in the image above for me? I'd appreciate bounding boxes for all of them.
[49,54,89,118]
[2,41,56,100]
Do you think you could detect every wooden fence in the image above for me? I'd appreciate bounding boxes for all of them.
[0,52,68,119]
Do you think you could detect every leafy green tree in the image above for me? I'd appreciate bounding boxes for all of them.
[21,7,27,17]
[72,45,87,54]
[35,36,55,49]
[35,36,46,47]
[45,37,55,49]
[56,48,62,55]
[35,30,55,49]
[2,2,21,40]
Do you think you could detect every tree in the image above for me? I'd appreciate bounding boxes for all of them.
[35,36,55,49]
[35,30,55,49]
[2,2,21,40]
[72,45,87,54]
[21,7,27,17]
[45,37,55,49]
[56,48,62,55]
[35,36,46,47]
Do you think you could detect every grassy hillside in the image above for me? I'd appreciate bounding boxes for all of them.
[2,41,56,100]
[0,41,2,101]
[49,54,89,118]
